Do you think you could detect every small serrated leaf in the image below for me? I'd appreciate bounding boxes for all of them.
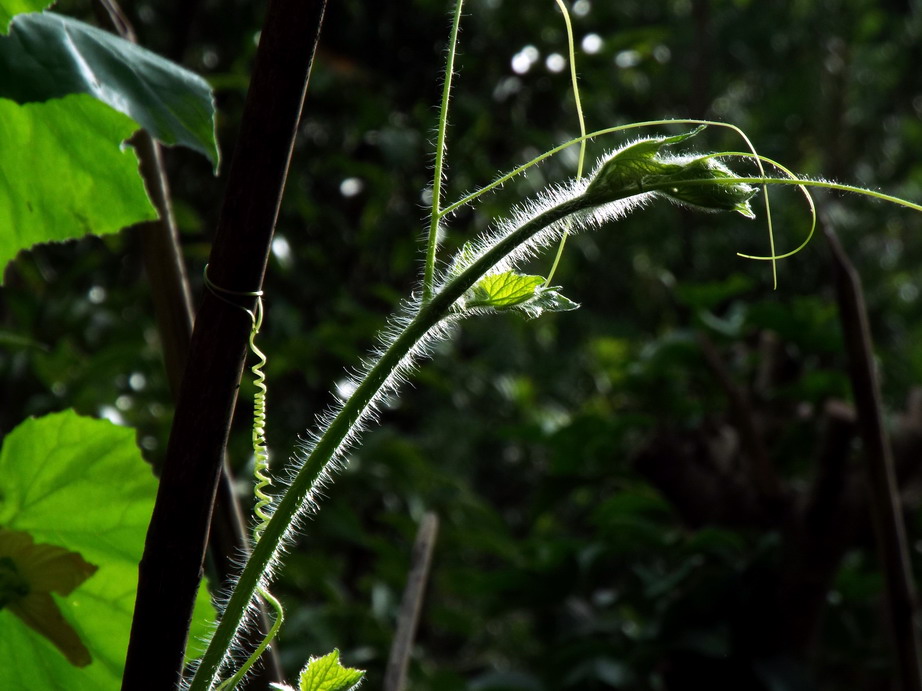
[463,272,579,318]
[467,271,545,309]
[531,286,580,313]
[297,649,365,691]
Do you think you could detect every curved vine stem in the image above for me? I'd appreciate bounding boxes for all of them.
[647,175,922,219]
[189,190,598,691]
[214,589,283,690]
[440,119,761,217]
[188,126,922,690]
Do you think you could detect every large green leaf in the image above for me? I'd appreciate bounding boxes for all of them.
[0,0,51,35]
[0,94,157,285]
[0,411,215,689]
[0,12,218,166]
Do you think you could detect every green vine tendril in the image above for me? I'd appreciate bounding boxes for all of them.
[544,0,585,288]
[248,300,273,542]
[203,267,284,690]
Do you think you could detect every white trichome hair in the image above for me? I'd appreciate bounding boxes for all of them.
[189,167,652,689]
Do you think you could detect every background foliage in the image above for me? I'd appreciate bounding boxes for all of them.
[3,1,922,689]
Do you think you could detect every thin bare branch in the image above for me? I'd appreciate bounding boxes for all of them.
[384,512,440,691]
[823,220,922,691]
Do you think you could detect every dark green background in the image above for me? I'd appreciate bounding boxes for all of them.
[3,1,922,689]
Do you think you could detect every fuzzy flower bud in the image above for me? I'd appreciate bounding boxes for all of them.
[582,126,757,218]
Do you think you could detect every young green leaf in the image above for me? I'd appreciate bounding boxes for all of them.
[466,271,546,309]
[462,271,580,318]
[270,649,364,691]
[0,12,219,167]
[653,156,758,217]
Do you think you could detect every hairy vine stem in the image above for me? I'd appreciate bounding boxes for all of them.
[189,191,594,690]
[188,169,922,689]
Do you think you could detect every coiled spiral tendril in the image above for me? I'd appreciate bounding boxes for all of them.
[204,267,284,690]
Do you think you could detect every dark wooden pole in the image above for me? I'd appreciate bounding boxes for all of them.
[121,1,328,688]
[95,1,286,683]
[824,223,922,691]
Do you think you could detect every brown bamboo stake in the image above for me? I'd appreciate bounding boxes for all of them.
[93,1,284,685]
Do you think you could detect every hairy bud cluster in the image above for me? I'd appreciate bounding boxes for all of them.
[583,127,757,218]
